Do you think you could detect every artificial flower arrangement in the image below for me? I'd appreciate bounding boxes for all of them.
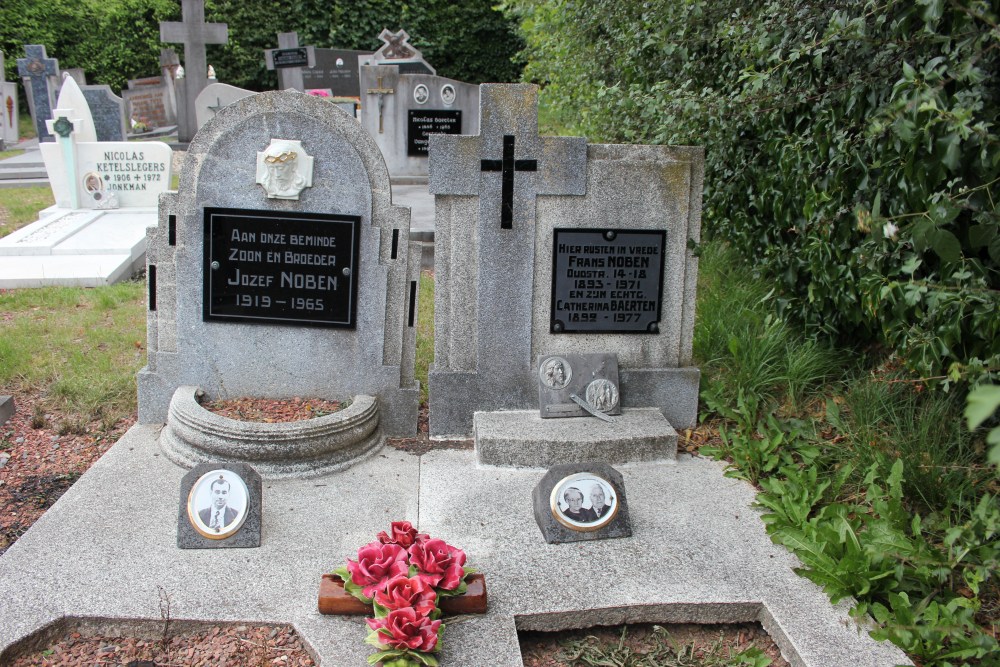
[332,521,475,667]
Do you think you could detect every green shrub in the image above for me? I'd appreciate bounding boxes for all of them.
[507,0,1000,389]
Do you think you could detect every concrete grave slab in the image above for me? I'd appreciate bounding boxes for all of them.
[0,395,13,426]
[0,427,910,666]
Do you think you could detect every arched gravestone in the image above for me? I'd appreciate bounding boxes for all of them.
[139,91,422,470]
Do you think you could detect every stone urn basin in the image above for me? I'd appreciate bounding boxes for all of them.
[160,386,381,478]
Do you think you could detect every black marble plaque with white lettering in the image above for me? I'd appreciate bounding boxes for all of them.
[407,110,462,156]
[551,229,666,334]
[272,48,309,68]
[203,208,361,327]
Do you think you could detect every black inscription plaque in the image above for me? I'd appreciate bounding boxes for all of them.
[272,47,309,68]
[203,208,361,328]
[551,229,666,334]
[407,110,462,156]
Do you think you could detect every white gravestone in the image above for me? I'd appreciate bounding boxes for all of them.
[194,82,254,129]
[0,76,172,288]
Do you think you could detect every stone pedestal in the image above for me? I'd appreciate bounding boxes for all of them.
[473,408,678,468]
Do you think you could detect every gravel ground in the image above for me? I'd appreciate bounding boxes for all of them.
[2,392,789,666]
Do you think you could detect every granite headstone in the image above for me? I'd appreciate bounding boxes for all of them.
[301,47,371,98]
[81,85,127,141]
[16,45,59,142]
[138,91,422,448]
[428,84,703,467]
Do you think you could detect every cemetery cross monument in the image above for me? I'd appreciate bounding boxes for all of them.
[160,0,228,143]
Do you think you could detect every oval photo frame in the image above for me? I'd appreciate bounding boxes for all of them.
[550,472,618,532]
[187,469,250,540]
[413,84,429,105]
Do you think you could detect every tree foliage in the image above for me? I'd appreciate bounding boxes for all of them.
[507,0,1000,389]
[2,0,523,94]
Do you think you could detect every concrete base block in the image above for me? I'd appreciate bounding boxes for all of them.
[474,408,677,468]
[0,396,14,426]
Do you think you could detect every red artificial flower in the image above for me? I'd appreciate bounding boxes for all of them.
[408,538,467,590]
[374,575,437,616]
[367,607,442,652]
[347,541,409,599]
[377,521,423,549]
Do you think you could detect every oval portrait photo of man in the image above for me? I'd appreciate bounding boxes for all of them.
[549,472,618,531]
[187,469,250,540]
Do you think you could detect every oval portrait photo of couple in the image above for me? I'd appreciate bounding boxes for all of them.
[549,472,619,531]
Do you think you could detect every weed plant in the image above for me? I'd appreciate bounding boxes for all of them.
[694,242,844,414]
[694,243,999,665]
[416,270,434,406]
[556,625,773,667]
[0,280,146,430]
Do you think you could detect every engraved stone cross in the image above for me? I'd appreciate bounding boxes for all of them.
[480,135,538,230]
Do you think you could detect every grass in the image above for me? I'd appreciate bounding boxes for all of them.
[0,149,24,161]
[693,241,844,413]
[554,625,774,667]
[0,281,147,431]
[0,186,55,239]
[416,269,434,404]
[19,114,36,140]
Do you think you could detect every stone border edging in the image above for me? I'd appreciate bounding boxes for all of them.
[160,385,381,478]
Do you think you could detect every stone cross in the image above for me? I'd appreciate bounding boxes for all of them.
[428,84,587,430]
[16,45,60,142]
[365,74,395,134]
[267,32,310,92]
[378,29,415,59]
[160,0,228,142]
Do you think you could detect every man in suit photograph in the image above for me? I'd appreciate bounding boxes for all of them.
[590,483,613,521]
[198,475,238,532]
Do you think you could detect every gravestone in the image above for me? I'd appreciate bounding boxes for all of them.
[367,29,435,75]
[16,45,59,142]
[81,85,127,141]
[122,76,176,129]
[195,82,254,129]
[138,90,422,469]
[265,32,315,92]
[301,47,371,98]
[0,53,18,147]
[160,0,228,142]
[360,64,478,181]
[0,75,172,288]
[428,84,702,466]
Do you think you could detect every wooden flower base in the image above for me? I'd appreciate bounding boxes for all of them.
[318,574,488,616]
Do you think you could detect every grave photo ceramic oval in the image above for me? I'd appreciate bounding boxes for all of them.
[187,469,250,540]
[550,472,618,531]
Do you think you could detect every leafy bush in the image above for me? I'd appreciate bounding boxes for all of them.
[506,0,1000,389]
